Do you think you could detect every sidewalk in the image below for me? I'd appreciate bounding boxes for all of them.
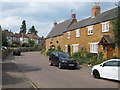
[2,53,34,88]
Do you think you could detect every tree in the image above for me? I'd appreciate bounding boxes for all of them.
[111,2,120,57]
[20,20,27,34]
[2,33,8,47]
[28,26,38,35]
[28,39,35,47]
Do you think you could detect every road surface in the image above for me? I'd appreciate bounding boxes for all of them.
[14,51,119,88]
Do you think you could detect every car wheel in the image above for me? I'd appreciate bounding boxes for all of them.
[58,62,62,69]
[93,70,100,79]
[49,60,53,66]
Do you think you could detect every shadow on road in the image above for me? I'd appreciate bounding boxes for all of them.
[2,72,25,85]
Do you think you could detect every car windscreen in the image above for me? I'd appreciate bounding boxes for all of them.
[59,53,69,58]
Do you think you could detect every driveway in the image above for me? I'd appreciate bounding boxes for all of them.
[14,51,119,88]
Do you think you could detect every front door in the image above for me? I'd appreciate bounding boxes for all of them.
[107,45,113,59]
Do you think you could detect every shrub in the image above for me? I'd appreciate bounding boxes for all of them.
[72,51,81,57]
[10,44,17,47]
[22,43,30,47]
[112,56,120,59]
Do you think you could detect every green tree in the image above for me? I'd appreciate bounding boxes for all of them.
[28,26,38,35]
[20,20,27,34]
[111,2,120,56]
[28,39,35,47]
[2,33,8,47]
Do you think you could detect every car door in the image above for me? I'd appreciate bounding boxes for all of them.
[54,52,59,65]
[99,60,118,80]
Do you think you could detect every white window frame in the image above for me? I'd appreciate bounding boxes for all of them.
[76,29,80,37]
[67,32,71,39]
[65,45,68,53]
[50,37,53,42]
[89,42,98,53]
[101,21,109,32]
[87,25,93,35]
[72,44,79,53]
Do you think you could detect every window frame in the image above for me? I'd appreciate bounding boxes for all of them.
[102,21,109,32]
[72,44,79,53]
[89,42,98,53]
[67,32,71,39]
[87,25,93,35]
[76,29,80,37]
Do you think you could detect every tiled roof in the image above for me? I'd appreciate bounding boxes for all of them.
[3,30,15,37]
[66,8,117,32]
[27,33,43,39]
[46,18,77,38]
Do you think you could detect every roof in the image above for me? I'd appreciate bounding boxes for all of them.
[46,18,77,38]
[3,30,15,37]
[99,35,114,44]
[66,8,117,32]
[27,33,43,39]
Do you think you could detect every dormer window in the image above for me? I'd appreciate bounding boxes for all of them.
[67,32,70,39]
[76,29,80,37]
[88,26,93,35]
[102,21,109,32]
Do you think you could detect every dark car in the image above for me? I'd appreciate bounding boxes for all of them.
[13,49,21,56]
[49,52,78,69]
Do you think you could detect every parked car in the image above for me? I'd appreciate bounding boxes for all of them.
[13,49,21,56]
[91,59,120,81]
[49,52,77,69]
[0,46,8,51]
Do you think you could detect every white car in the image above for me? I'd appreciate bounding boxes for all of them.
[91,59,120,81]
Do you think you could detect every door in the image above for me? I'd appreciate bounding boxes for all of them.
[107,45,113,59]
[100,60,118,80]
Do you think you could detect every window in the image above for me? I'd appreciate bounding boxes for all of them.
[102,21,109,32]
[50,37,53,42]
[76,29,80,37]
[67,32,70,39]
[72,44,79,53]
[103,61,119,67]
[89,42,98,53]
[65,45,68,53]
[88,26,93,35]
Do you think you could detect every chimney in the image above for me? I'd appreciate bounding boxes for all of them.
[92,3,100,17]
[72,13,76,19]
[54,22,57,26]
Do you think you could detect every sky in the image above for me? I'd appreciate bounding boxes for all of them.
[0,1,119,37]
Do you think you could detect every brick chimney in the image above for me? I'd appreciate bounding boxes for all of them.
[72,13,76,19]
[92,3,100,17]
[54,22,57,26]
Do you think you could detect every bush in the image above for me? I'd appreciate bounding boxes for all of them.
[10,44,17,47]
[112,56,120,59]
[72,51,81,57]
[22,43,30,47]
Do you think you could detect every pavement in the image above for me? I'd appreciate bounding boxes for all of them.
[2,53,35,89]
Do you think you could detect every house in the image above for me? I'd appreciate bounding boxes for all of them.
[46,13,77,50]
[2,30,18,44]
[46,4,120,59]
[27,33,45,48]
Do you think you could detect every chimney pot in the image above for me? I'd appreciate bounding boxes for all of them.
[54,22,57,26]
[92,3,100,17]
[72,13,76,19]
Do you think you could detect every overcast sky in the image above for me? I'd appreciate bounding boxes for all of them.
[0,1,118,37]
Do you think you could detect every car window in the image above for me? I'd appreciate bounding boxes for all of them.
[118,61,120,67]
[54,52,58,57]
[58,52,69,58]
[103,61,119,67]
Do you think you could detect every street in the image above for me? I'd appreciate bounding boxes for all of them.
[14,51,119,88]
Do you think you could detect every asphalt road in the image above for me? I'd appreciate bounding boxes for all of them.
[14,51,119,88]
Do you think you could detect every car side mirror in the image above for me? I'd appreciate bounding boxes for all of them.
[100,64,104,67]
